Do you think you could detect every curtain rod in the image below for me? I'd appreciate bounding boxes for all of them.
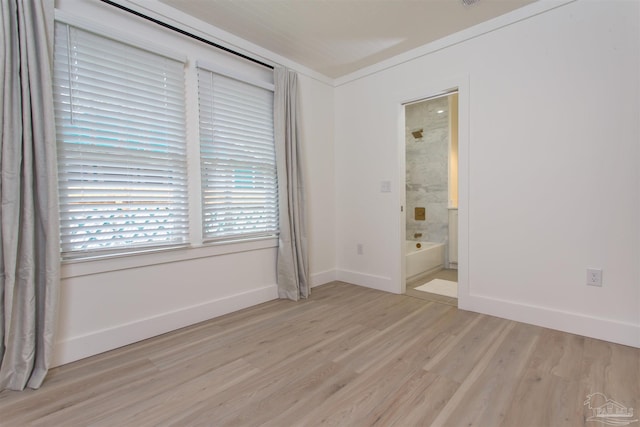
[99,0,275,70]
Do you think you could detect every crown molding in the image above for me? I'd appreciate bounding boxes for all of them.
[333,0,577,87]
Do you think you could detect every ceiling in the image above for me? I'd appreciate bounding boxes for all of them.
[159,0,537,79]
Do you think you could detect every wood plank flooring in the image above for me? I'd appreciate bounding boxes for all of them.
[0,281,638,426]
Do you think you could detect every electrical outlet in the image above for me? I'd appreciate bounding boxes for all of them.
[357,244,363,255]
[586,268,602,287]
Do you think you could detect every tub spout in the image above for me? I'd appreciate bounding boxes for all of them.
[414,233,422,238]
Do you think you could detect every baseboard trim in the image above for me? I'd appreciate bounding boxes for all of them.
[406,265,444,284]
[459,294,640,348]
[310,269,337,288]
[52,284,278,367]
[335,269,394,293]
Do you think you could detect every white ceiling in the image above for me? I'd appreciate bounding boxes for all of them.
[159,0,537,79]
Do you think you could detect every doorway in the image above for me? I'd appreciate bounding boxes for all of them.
[403,91,459,305]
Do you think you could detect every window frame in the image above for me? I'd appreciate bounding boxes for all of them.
[53,10,279,268]
[196,61,279,243]
[54,19,191,259]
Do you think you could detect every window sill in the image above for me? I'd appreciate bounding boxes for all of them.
[61,236,279,279]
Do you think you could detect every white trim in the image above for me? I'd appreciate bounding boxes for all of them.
[334,0,577,87]
[196,60,274,91]
[310,269,337,288]
[335,270,394,294]
[61,237,278,279]
[398,106,407,294]
[402,90,458,107]
[185,60,205,246]
[459,294,640,349]
[52,284,278,367]
[54,9,186,63]
[90,0,576,87]
[394,74,470,303]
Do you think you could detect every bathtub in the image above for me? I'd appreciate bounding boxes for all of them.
[406,240,445,280]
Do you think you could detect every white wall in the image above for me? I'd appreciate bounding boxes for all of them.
[298,74,337,287]
[54,0,639,365]
[57,243,279,365]
[334,0,640,347]
[53,0,336,365]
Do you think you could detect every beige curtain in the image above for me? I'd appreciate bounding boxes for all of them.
[274,67,309,301]
[0,0,60,391]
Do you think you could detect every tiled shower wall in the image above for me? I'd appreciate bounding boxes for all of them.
[405,96,449,246]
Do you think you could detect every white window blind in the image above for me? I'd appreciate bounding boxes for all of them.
[53,23,188,257]
[197,68,278,240]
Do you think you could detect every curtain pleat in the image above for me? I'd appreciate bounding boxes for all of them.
[274,67,309,301]
[0,0,60,391]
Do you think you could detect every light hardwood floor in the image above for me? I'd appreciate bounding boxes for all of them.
[0,281,638,426]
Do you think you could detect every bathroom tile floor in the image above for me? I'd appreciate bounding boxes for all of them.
[406,268,458,306]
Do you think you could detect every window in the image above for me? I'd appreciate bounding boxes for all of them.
[53,23,188,258]
[53,19,278,261]
[197,67,278,241]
